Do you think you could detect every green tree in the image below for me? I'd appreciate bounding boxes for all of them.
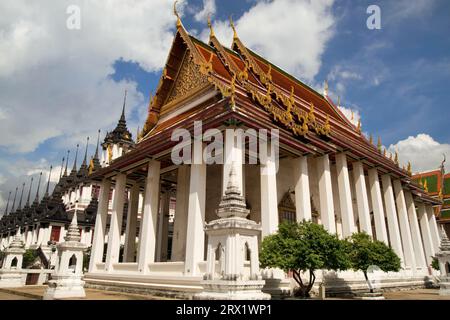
[260,221,351,297]
[22,249,38,268]
[431,257,439,271]
[347,233,401,293]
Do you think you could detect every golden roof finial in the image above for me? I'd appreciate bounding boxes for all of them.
[207,14,215,38]
[369,133,373,145]
[439,187,443,199]
[356,118,361,133]
[423,179,428,192]
[383,148,387,157]
[389,152,393,161]
[351,110,354,121]
[394,151,399,165]
[377,136,382,152]
[407,161,412,175]
[88,157,94,175]
[419,178,424,187]
[324,80,328,96]
[267,65,272,81]
[337,96,341,107]
[229,15,238,39]
[174,1,182,29]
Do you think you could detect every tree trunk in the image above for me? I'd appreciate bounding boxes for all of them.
[292,269,316,298]
[363,271,373,293]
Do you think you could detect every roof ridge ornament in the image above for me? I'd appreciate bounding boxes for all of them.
[324,80,329,96]
[174,0,182,29]
[229,15,238,39]
[207,14,215,39]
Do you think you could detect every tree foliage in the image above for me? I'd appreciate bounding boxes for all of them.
[431,256,439,271]
[260,221,351,297]
[347,232,401,292]
[22,249,38,268]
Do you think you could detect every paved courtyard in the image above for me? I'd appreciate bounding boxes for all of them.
[0,286,449,300]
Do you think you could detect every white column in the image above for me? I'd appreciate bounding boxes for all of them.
[25,227,33,247]
[352,161,373,236]
[160,190,171,262]
[393,179,416,270]
[293,156,312,222]
[427,205,440,253]
[368,168,389,244]
[184,163,207,275]
[404,191,427,269]
[418,203,435,265]
[223,130,244,195]
[43,225,52,244]
[89,179,111,272]
[123,184,140,262]
[105,173,127,271]
[171,165,190,261]
[316,154,336,234]
[335,153,356,237]
[260,156,279,237]
[137,160,161,274]
[381,174,404,263]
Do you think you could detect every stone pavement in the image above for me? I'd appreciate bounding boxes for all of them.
[0,286,449,300]
[0,285,174,300]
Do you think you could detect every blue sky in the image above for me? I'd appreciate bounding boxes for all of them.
[0,0,450,213]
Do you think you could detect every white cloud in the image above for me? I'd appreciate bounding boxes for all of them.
[387,134,450,173]
[203,0,336,82]
[0,0,178,153]
[338,105,360,127]
[194,0,216,22]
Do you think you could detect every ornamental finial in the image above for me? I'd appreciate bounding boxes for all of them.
[369,133,373,145]
[324,80,328,96]
[356,118,361,133]
[377,136,382,152]
[207,14,215,38]
[394,151,399,165]
[337,96,341,107]
[229,15,238,39]
[407,161,412,175]
[174,1,181,28]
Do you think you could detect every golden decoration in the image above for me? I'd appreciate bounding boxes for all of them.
[369,134,373,145]
[324,80,329,96]
[423,179,428,192]
[419,178,424,188]
[207,15,215,38]
[356,118,361,133]
[107,145,113,163]
[439,187,443,199]
[88,157,94,175]
[407,161,412,175]
[337,96,341,107]
[167,55,209,104]
[394,151,399,165]
[383,148,386,157]
[351,111,354,121]
[174,1,181,28]
[230,15,238,39]
[377,137,382,152]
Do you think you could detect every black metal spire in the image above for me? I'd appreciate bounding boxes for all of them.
[11,187,18,212]
[94,129,100,159]
[82,136,89,167]
[18,182,25,210]
[120,89,127,123]
[92,129,101,171]
[45,165,53,197]
[59,157,65,180]
[34,172,43,203]
[4,191,11,216]
[78,137,90,178]
[71,144,79,174]
[25,176,33,208]
[64,150,70,177]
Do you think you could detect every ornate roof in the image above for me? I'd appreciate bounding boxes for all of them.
[103,91,134,147]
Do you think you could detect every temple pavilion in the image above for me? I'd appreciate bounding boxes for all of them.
[1,7,443,296]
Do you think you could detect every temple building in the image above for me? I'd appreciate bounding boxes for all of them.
[0,8,444,296]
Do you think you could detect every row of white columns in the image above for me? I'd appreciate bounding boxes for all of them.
[291,153,441,271]
[88,144,442,276]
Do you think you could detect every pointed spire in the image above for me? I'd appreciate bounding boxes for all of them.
[64,150,70,177]
[394,151,399,165]
[229,15,238,39]
[94,129,100,159]
[82,136,89,167]
[25,176,34,207]
[369,133,373,145]
[18,182,25,210]
[207,14,215,39]
[45,165,53,197]
[120,90,127,123]
[4,191,11,216]
[174,0,182,29]
[34,172,42,203]
[356,118,361,133]
[71,144,79,173]
[11,187,18,212]
[407,161,412,176]
[377,137,382,152]
[337,96,341,107]
[64,201,81,242]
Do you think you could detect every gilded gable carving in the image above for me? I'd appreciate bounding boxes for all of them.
[166,55,209,104]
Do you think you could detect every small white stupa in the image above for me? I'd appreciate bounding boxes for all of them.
[436,225,450,296]
[195,166,270,300]
[43,209,87,300]
[0,228,26,288]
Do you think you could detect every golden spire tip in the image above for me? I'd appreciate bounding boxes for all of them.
[207,14,215,38]
[174,1,181,28]
[230,15,237,39]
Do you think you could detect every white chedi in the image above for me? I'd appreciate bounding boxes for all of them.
[0,228,26,288]
[43,209,87,300]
